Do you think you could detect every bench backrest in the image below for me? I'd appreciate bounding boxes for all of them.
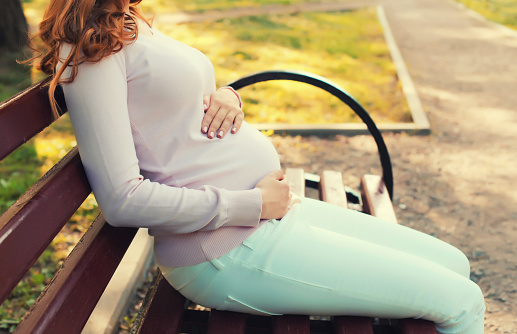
[0,79,138,333]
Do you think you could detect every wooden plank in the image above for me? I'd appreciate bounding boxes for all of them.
[360,174,397,224]
[319,170,347,208]
[0,148,91,305]
[272,315,310,334]
[0,78,67,162]
[181,309,209,334]
[333,316,374,334]
[207,310,247,334]
[399,319,438,334]
[14,215,138,334]
[286,168,305,197]
[135,273,187,334]
[245,313,272,333]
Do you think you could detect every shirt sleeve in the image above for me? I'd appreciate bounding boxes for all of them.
[61,50,263,234]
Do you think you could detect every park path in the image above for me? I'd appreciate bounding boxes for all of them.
[153,1,517,332]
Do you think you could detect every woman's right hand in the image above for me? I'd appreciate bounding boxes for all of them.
[255,170,291,220]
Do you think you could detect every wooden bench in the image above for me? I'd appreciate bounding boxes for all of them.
[0,71,437,333]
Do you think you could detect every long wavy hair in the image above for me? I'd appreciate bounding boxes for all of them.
[29,0,148,117]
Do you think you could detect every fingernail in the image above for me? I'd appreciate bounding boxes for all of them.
[203,104,208,110]
[231,127,237,133]
[209,131,214,138]
[202,126,208,133]
[218,130,224,138]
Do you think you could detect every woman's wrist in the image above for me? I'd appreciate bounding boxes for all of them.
[217,86,243,108]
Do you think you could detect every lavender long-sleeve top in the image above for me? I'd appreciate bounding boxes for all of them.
[60,24,281,267]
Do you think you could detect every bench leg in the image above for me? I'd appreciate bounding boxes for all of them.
[333,316,374,334]
[399,318,438,334]
[207,310,247,334]
[272,315,310,334]
[135,273,186,334]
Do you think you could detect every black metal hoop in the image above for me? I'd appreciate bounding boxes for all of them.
[228,70,393,199]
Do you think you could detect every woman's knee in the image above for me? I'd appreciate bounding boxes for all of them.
[454,248,471,278]
[437,281,485,333]
[439,242,471,278]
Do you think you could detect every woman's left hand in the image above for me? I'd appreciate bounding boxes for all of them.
[201,88,244,139]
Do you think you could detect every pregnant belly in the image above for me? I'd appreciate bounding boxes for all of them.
[168,122,281,190]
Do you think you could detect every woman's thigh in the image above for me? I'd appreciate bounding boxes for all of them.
[294,198,471,278]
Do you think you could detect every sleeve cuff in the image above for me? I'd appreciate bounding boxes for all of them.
[224,188,263,228]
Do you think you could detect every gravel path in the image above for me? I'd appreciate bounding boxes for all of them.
[154,1,517,332]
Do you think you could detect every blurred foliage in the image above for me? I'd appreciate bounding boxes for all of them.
[141,0,340,14]
[0,115,77,214]
[0,51,32,103]
[158,8,411,124]
[456,0,517,30]
[0,143,40,214]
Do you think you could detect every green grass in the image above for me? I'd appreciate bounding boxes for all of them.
[0,50,36,213]
[157,8,411,124]
[0,144,40,213]
[0,51,32,103]
[0,250,59,333]
[456,0,517,30]
[141,0,341,14]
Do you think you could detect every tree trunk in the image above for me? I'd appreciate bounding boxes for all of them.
[0,0,29,52]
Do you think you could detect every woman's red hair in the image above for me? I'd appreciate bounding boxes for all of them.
[29,0,148,117]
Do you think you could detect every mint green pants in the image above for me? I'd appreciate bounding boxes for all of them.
[160,198,485,334]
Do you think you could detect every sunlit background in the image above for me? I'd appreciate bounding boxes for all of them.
[1,0,515,332]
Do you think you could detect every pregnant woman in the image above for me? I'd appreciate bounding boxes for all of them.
[29,0,485,332]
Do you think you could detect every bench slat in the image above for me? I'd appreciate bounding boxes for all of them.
[272,315,310,334]
[14,215,137,333]
[135,273,187,334]
[207,310,247,334]
[286,168,305,197]
[0,78,67,162]
[399,318,438,334]
[0,148,91,305]
[333,316,373,334]
[319,170,347,208]
[360,174,397,224]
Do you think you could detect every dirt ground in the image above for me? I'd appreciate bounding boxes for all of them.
[151,0,517,332]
